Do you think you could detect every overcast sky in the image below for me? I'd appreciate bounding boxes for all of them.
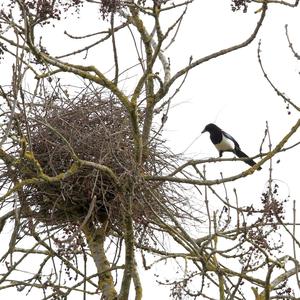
[1,1,300,299]
[165,1,300,206]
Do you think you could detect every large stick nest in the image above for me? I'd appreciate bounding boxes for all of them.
[18,91,178,232]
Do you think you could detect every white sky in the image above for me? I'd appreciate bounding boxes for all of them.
[1,0,300,299]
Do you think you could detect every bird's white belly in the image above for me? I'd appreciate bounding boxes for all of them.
[215,136,235,151]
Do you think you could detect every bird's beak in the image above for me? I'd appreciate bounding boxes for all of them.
[201,129,206,134]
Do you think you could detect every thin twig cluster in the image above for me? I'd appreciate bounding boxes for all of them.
[12,89,182,235]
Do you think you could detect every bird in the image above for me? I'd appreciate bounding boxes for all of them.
[202,123,261,170]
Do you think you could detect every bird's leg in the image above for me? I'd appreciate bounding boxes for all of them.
[219,151,223,157]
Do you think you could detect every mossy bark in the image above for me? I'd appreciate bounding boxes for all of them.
[82,223,117,300]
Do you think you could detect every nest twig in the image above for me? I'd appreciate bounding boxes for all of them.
[16,91,179,235]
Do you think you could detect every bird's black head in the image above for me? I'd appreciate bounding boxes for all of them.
[202,123,220,134]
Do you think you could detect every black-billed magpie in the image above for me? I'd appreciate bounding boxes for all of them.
[202,123,261,170]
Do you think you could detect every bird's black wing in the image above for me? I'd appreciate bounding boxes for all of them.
[222,131,240,149]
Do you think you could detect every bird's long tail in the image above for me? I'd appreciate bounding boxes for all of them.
[234,148,262,170]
